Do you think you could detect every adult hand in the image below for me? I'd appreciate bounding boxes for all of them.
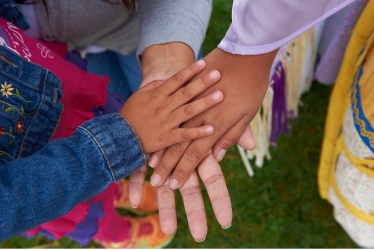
[128,43,257,240]
[150,48,278,190]
[158,153,231,242]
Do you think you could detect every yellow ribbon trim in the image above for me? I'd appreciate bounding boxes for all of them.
[329,135,374,224]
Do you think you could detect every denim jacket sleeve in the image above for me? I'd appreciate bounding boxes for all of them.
[0,113,146,242]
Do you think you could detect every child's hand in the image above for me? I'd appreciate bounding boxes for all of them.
[119,60,223,154]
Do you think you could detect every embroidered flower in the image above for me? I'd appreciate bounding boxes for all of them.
[16,120,24,133]
[1,82,14,98]
[0,126,5,136]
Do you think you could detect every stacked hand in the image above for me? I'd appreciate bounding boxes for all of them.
[127,44,275,241]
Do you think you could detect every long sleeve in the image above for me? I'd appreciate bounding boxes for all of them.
[218,0,356,55]
[137,0,212,58]
[0,113,146,242]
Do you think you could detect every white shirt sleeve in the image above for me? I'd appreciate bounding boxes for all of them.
[218,0,357,55]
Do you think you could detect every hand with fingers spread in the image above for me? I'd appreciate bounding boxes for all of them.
[119,59,223,153]
[129,128,255,240]
[157,153,232,242]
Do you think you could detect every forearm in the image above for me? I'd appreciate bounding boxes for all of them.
[0,114,146,241]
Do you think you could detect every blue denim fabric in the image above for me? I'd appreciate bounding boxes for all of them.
[0,46,146,241]
[0,45,63,162]
[0,0,30,30]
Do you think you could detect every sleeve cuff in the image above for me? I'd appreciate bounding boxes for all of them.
[137,0,212,59]
[78,113,146,181]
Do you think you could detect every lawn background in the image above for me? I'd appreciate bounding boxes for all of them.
[0,0,359,248]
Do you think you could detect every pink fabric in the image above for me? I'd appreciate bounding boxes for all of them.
[0,18,130,242]
[91,184,132,242]
[218,0,356,55]
[0,18,109,139]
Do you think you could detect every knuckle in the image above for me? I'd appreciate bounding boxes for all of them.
[181,130,190,140]
[181,86,192,98]
[158,184,173,196]
[173,168,187,179]
[221,137,237,149]
[129,180,144,186]
[180,186,201,198]
[203,173,224,187]
[172,72,184,83]
[186,147,202,162]
[157,162,170,175]
[158,204,176,213]
[186,208,205,218]
[183,104,194,116]
[170,143,184,156]
[210,193,230,203]
[135,167,147,177]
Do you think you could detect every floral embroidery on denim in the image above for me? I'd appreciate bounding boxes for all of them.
[16,120,24,133]
[0,125,15,159]
[0,125,16,145]
[0,81,32,158]
[0,81,32,117]
[1,82,14,98]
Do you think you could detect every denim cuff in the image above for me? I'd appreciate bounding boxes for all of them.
[78,113,146,182]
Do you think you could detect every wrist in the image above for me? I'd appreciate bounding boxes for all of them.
[141,42,195,79]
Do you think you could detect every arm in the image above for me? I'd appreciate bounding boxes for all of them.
[0,62,222,241]
[0,114,145,242]
[151,0,357,189]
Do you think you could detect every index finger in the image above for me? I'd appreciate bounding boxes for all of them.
[159,60,206,96]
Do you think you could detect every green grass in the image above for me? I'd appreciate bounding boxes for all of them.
[166,81,357,248]
[0,0,359,248]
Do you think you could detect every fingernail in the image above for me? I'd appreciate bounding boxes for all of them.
[195,236,206,243]
[150,174,161,186]
[221,223,232,229]
[196,59,205,66]
[205,126,214,134]
[169,179,179,190]
[211,90,223,101]
[148,154,158,168]
[216,149,226,162]
[209,70,220,79]
[131,203,138,208]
